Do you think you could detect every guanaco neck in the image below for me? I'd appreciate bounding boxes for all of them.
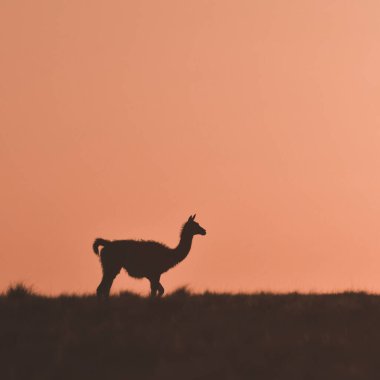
[172,228,194,265]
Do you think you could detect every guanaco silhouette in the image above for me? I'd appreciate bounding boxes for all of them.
[93,214,206,298]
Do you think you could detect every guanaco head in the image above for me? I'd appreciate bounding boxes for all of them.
[185,214,206,236]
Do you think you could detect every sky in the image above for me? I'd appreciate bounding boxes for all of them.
[1,0,380,295]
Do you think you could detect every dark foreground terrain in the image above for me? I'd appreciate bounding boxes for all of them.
[2,285,380,380]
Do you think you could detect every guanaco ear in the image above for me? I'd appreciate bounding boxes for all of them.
[192,214,196,220]
[188,215,193,222]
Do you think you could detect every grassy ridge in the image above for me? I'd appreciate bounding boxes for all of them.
[2,285,380,380]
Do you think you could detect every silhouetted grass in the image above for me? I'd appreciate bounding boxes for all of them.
[2,284,380,379]
[5,282,35,299]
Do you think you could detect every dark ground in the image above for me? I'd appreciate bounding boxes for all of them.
[2,285,380,380]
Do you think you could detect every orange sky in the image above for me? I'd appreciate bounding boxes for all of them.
[1,1,380,295]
